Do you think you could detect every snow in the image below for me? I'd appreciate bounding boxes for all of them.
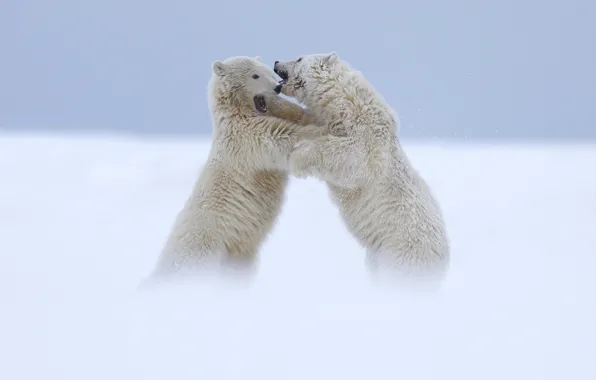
[1,132,595,380]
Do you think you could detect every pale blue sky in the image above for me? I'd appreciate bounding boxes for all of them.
[1,0,594,139]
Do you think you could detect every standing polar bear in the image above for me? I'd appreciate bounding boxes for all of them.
[148,56,323,281]
[272,53,450,284]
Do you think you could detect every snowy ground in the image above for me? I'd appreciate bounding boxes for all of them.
[1,132,595,380]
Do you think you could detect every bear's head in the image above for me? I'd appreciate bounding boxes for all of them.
[209,56,281,114]
[272,52,341,103]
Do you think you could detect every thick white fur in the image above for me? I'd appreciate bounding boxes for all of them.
[274,53,450,285]
[147,56,323,281]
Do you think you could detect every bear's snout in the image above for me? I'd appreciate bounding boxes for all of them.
[273,61,288,80]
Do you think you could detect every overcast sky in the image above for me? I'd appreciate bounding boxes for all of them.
[1,0,594,140]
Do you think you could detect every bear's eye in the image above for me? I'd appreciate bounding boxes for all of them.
[296,57,302,63]
[252,74,259,79]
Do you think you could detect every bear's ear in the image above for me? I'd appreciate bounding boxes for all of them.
[254,56,262,62]
[323,51,339,65]
[212,61,227,77]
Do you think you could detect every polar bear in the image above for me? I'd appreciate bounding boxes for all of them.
[272,53,450,285]
[147,56,323,281]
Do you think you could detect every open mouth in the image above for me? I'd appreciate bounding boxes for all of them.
[273,63,288,93]
[274,70,288,94]
[274,67,289,84]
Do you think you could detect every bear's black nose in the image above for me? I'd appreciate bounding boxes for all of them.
[274,83,282,94]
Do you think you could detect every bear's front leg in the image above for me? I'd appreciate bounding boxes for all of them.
[289,139,321,179]
[291,135,368,188]
[255,93,321,127]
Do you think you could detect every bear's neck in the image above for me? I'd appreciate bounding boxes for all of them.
[307,73,370,125]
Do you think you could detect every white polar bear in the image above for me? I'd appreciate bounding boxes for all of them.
[272,53,450,285]
[147,56,323,282]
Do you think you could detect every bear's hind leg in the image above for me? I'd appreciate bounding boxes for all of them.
[221,242,260,280]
